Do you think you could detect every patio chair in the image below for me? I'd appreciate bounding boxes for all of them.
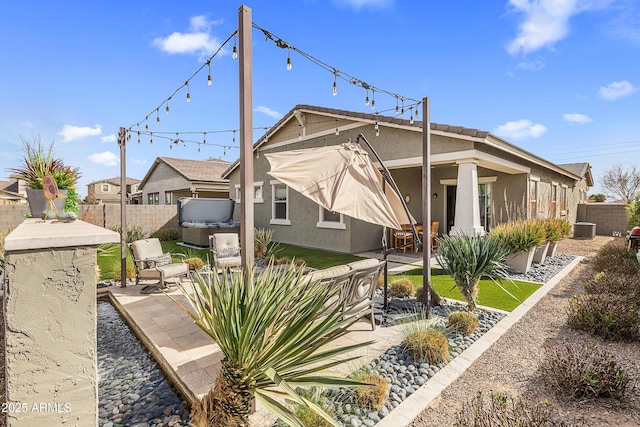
[393,224,414,254]
[209,233,242,272]
[431,221,440,251]
[344,260,385,330]
[128,238,188,294]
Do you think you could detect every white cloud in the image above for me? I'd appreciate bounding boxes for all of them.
[598,80,638,100]
[493,119,548,139]
[101,134,116,143]
[88,151,119,166]
[254,106,283,119]
[506,0,611,55]
[563,113,592,123]
[515,59,546,71]
[153,15,222,59]
[58,124,102,142]
[21,121,34,128]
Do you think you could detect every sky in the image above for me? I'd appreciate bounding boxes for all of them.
[1,0,638,198]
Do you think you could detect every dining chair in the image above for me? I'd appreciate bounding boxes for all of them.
[393,224,414,254]
[431,221,440,251]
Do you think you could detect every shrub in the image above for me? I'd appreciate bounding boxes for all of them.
[402,321,449,364]
[540,344,634,399]
[566,293,640,341]
[185,257,204,271]
[390,278,414,298]
[377,273,384,289]
[352,372,389,410]
[112,224,148,242]
[254,227,281,260]
[591,245,639,276]
[448,311,479,336]
[584,273,640,305]
[491,220,546,254]
[149,228,181,241]
[454,391,573,427]
[415,285,444,306]
[113,263,136,281]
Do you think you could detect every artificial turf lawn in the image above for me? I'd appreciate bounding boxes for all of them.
[395,268,542,312]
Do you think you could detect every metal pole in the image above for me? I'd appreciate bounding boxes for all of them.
[422,97,431,316]
[118,127,127,287]
[238,5,254,269]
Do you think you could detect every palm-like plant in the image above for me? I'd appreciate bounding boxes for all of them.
[170,263,373,426]
[435,233,514,311]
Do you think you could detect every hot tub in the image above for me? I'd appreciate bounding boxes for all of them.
[178,198,241,247]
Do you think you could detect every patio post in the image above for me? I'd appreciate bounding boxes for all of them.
[238,5,254,269]
[422,97,431,317]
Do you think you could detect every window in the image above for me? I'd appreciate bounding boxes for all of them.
[550,184,558,218]
[235,182,264,203]
[317,206,346,229]
[147,192,159,205]
[478,183,492,230]
[165,192,172,205]
[270,181,290,225]
[529,179,538,219]
[560,186,568,216]
[101,184,109,192]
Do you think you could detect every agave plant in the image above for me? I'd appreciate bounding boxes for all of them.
[170,263,373,426]
[435,233,515,311]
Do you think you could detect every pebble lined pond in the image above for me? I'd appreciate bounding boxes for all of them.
[97,301,191,427]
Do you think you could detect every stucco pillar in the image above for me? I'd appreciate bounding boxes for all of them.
[450,160,485,236]
[3,219,118,427]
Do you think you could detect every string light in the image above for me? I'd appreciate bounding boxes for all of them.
[395,96,399,114]
[150,132,153,144]
[207,60,212,86]
[332,70,338,96]
[375,121,380,137]
[165,102,170,115]
[137,131,140,144]
[186,82,191,103]
[410,107,414,124]
[232,130,236,144]
[203,132,207,145]
[371,90,376,110]
[156,109,160,125]
[232,35,238,59]
[286,48,292,71]
[365,89,370,106]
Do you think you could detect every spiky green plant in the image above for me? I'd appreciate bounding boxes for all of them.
[170,263,373,427]
[435,233,515,311]
[491,220,546,254]
[255,227,281,260]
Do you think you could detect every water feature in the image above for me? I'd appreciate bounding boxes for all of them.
[98,301,191,426]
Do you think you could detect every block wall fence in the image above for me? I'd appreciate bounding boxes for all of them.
[576,202,628,236]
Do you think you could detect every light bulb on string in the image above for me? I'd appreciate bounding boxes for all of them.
[232,36,238,59]
[207,61,212,86]
[156,109,160,125]
[401,98,405,117]
[286,48,292,70]
[186,82,191,103]
[395,97,399,114]
[203,132,207,145]
[150,132,153,144]
[365,89,370,106]
[410,110,414,125]
[232,130,236,145]
[198,145,201,153]
[415,105,419,118]
[332,71,338,96]
[165,103,170,115]
[371,90,376,110]
[374,121,379,137]
[137,132,140,144]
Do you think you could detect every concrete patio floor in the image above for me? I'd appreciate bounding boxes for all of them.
[106,253,582,427]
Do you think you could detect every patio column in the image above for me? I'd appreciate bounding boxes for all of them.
[450,159,485,236]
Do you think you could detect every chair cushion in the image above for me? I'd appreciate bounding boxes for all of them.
[216,247,240,258]
[146,253,172,268]
[347,258,381,271]
[217,256,242,268]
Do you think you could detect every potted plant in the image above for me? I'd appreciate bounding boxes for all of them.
[491,220,545,273]
[546,218,572,257]
[532,218,551,264]
[7,136,81,218]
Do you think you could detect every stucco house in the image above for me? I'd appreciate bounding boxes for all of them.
[86,177,141,204]
[138,156,231,205]
[224,104,593,254]
[0,175,27,205]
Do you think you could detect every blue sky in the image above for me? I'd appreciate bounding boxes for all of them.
[1,0,638,198]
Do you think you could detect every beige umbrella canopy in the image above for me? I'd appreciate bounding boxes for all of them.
[266,143,413,230]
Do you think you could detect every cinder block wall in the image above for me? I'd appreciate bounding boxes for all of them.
[576,203,627,236]
[0,205,179,235]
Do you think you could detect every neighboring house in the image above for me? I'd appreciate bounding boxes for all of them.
[0,175,28,205]
[224,104,593,254]
[138,157,231,205]
[86,177,141,204]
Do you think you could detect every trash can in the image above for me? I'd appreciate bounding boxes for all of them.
[573,222,596,239]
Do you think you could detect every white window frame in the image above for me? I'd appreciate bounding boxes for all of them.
[101,183,110,192]
[317,206,346,229]
[270,180,290,225]
[235,182,264,204]
[165,192,172,205]
[529,176,539,219]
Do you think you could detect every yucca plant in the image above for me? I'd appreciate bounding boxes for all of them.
[255,227,281,261]
[435,233,515,311]
[170,263,373,426]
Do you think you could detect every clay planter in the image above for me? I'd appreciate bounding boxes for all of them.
[533,241,550,264]
[506,248,536,274]
[27,188,67,218]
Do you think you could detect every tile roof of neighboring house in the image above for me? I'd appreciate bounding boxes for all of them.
[558,162,590,177]
[140,156,231,189]
[87,176,141,186]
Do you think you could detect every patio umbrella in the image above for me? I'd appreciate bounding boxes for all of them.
[265,142,413,230]
[266,136,418,313]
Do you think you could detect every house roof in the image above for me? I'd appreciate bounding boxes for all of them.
[139,156,231,189]
[222,104,586,183]
[87,176,141,186]
[558,162,594,186]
